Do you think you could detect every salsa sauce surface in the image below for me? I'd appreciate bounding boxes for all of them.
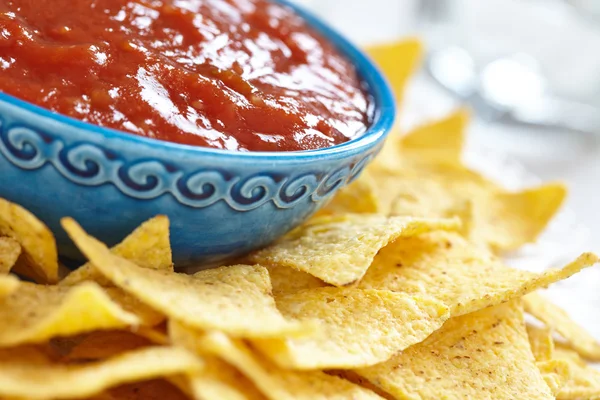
[0,0,372,151]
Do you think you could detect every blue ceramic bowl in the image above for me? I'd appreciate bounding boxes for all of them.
[0,0,395,267]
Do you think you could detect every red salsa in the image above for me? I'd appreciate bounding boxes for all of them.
[0,0,372,151]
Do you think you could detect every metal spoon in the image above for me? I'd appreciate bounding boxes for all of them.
[426,46,600,134]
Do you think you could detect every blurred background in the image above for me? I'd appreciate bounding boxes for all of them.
[295,0,600,254]
[294,0,600,335]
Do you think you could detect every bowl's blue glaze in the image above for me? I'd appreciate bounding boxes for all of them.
[0,0,395,267]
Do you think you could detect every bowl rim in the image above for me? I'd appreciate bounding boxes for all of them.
[0,0,396,162]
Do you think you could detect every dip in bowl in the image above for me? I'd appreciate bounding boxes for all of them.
[0,0,395,266]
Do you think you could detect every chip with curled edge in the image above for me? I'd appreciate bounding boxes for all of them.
[359,230,598,318]
[63,218,310,338]
[249,214,460,286]
[61,216,172,287]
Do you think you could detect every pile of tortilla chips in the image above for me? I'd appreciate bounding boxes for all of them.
[0,40,598,400]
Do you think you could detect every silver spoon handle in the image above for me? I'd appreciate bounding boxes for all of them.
[511,96,600,134]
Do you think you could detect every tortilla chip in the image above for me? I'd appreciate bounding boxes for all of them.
[356,302,554,399]
[400,108,469,164]
[253,288,449,369]
[359,231,598,317]
[315,172,379,217]
[183,356,267,400]
[527,324,555,362]
[524,292,600,362]
[174,327,384,400]
[555,347,600,399]
[0,274,19,298]
[0,281,146,347]
[249,214,460,286]
[62,331,154,362]
[0,236,21,274]
[61,216,172,286]
[64,218,309,337]
[371,161,497,219]
[0,197,58,283]
[537,359,572,397]
[365,39,422,106]
[0,346,203,400]
[267,265,327,297]
[467,183,567,252]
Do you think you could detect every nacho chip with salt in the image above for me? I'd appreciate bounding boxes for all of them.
[0,281,143,347]
[0,346,203,400]
[524,292,600,362]
[466,183,567,252]
[253,288,449,369]
[0,236,21,274]
[360,231,598,317]
[555,347,600,399]
[171,325,384,400]
[250,214,459,286]
[64,218,308,338]
[0,197,58,283]
[356,302,554,399]
[61,216,172,286]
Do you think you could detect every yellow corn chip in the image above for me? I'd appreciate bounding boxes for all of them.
[359,231,598,317]
[0,274,19,298]
[315,172,379,217]
[555,347,600,399]
[250,214,460,286]
[171,326,384,400]
[524,292,600,362]
[466,183,567,252]
[371,162,497,219]
[253,288,449,369]
[364,39,422,106]
[0,281,145,347]
[0,346,203,400]
[0,197,58,283]
[61,216,172,286]
[64,218,308,338]
[267,265,327,297]
[537,359,572,397]
[0,236,21,274]
[527,324,555,362]
[356,302,554,399]
[183,356,267,400]
[0,283,146,346]
[400,108,469,164]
